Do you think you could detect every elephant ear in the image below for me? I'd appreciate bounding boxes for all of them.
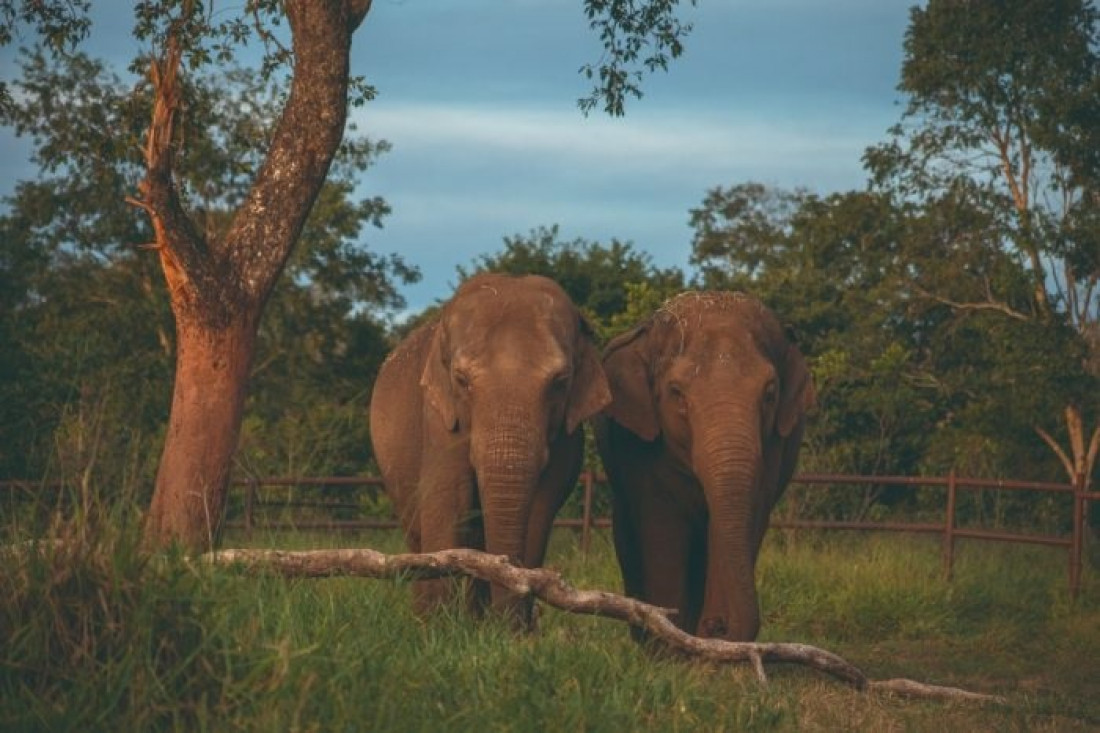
[602,323,660,442]
[566,317,612,435]
[777,342,816,438]
[419,322,459,432]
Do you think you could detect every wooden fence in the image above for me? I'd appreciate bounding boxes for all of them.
[213,470,1096,598]
[2,471,1095,597]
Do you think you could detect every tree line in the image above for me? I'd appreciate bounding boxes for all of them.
[0,1,1096,539]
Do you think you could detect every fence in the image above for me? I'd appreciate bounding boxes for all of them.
[776,472,1095,599]
[2,471,1095,597]
[214,470,1096,598]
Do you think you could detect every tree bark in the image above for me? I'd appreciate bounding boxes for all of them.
[204,546,1005,705]
[137,1,372,551]
[144,317,257,548]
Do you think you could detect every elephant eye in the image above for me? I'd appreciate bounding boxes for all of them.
[548,370,570,392]
[763,380,778,405]
[667,382,686,402]
[453,369,472,392]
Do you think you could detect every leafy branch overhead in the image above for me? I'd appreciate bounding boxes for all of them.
[578,0,695,116]
[0,0,91,112]
[130,0,376,107]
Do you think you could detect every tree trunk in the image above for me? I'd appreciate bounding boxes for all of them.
[144,316,257,549]
[138,1,373,552]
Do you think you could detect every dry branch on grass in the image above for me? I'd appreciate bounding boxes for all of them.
[204,546,1004,705]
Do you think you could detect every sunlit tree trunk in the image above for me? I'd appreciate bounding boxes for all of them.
[137,1,373,551]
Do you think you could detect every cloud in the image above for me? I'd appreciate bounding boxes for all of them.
[347,98,894,310]
[352,101,879,183]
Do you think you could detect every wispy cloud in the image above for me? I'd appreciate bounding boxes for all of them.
[353,101,879,182]
[348,98,891,309]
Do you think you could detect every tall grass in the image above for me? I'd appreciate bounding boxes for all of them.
[2,519,1097,731]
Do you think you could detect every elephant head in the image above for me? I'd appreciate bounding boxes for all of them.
[418,273,610,615]
[601,291,815,641]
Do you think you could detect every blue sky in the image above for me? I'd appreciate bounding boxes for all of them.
[1,1,915,313]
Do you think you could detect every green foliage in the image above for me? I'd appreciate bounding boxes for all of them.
[460,224,685,342]
[0,48,416,484]
[603,280,683,337]
[0,0,90,112]
[129,0,375,107]
[898,0,1098,172]
[578,0,696,116]
[862,0,1100,483]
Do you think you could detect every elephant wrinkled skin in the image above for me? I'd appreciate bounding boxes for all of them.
[369,273,611,627]
[596,291,816,642]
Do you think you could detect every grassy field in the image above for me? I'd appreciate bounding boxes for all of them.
[2,522,1097,732]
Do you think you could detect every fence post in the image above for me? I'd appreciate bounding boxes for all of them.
[943,469,957,580]
[1070,472,1084,600]
[244,478,257,540]
[581,470,594,556]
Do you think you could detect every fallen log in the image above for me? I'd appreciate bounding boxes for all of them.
[204,547,1004,705]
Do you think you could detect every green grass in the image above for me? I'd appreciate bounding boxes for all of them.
[2,523,1097,732]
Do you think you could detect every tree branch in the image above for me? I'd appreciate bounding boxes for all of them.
[1065,405,1085,468]
[132,24,213,315]
[991,123,1027,215]
[204,547,1005,705]
[346,0,374,31]
[1081,425,1100,491]
[222,1,361,305]
[912,284,1030,322]
[1086,427,1100,488]
[1035,424,1076,480]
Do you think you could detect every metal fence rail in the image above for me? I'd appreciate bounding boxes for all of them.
[2,470,1094,597]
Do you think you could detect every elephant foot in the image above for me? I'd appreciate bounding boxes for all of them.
[699,616,729,639]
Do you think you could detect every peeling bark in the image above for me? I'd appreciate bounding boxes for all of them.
[204,546,1006,705]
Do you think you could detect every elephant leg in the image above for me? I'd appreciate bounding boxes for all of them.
[611,484,653,645]
[523,431,583,569]
[414,454,476,615]
[611,485,644,600]
[622,478,696,636]
[459,493,491,617]
[377,444,425,553]
[390,479,423,553]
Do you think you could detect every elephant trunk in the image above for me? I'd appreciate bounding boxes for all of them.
[693,409,763,642]
[471,402,548,627]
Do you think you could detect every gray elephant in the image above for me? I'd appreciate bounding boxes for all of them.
[369,273,611,626]
[595,291,815,641]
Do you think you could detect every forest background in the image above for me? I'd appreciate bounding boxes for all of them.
[0,1,1097,534]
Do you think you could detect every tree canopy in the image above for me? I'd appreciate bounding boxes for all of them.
[460,225,685,339]
[0,47,414,489]
[865,0,1099,484]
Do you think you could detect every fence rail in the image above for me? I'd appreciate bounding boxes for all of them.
[2,471,1094,597]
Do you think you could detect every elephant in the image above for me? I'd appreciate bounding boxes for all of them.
[595,291,816,642]
[369,273,611,627]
